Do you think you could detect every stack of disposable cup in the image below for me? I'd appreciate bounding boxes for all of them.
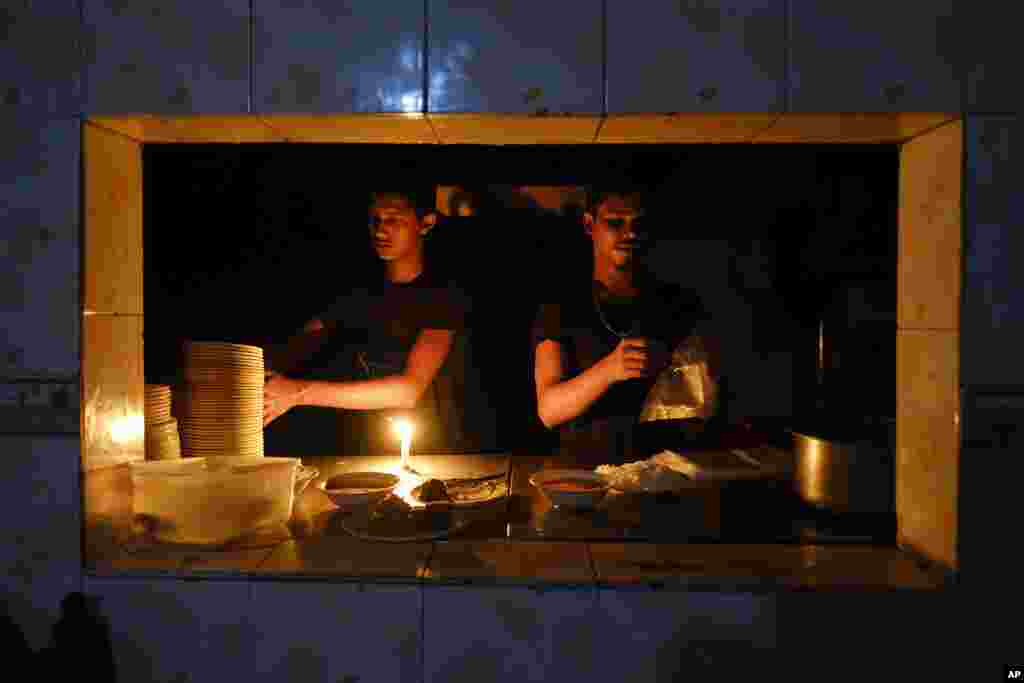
[144,384,181,460]
[177,342,264,460]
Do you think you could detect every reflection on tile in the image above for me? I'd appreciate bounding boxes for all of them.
[250,582,421,683]
[0,1,81,118]
[257,534,431,580]
[428,114,600,144]
[83,0,249,114]
[898,120,962,330]
[180,547,278,574]
[790,3,959,112]
[0,117,80,373]
[607,1,784,112]
[88,546,191,576]
[89,115,285,143]
[592,543,942,591]
[590,543,790,589]
[429,1,601,113]
[753,112,956,143]
[424,540,593,585]
[598,113,779,143]
[897,413,958,570]
[896,327,958,571]
[83,463,134,566]
[82,316,144,471]
[83,123,142,315]
[259,114,437,142]
[897,330,959,419]
[255,0,424,113]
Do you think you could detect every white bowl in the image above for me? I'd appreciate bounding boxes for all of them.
[320,471,400,507]
[529,469,610,509]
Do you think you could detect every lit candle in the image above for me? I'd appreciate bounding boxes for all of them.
[392,418,415,472]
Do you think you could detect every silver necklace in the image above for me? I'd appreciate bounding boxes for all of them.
[592,283,633,339]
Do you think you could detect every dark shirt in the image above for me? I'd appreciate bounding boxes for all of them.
[264,270,470,456]
[531,273,708,463]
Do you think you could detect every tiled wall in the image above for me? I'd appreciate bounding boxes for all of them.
[1,0,1017,671]
[75,575,963,682]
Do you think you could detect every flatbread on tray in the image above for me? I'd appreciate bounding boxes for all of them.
[409,477,508,508]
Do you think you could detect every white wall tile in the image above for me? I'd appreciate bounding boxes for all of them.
[83,0,249,114]
[0,117,80,375]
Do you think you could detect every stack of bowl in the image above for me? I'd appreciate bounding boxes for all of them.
[144,384,181,460]
[176,341,264,460]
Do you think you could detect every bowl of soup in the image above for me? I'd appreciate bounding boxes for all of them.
[529,469,610,509]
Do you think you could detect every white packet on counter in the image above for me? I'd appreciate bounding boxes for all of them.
[595,453,694,493]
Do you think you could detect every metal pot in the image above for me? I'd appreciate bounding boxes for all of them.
[790,417,895,514]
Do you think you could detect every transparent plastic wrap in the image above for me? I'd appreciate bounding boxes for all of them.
[638,333,719,422]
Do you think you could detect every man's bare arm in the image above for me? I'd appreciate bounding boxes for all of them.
[534,340,615,429]
[297,328,455,411]
[535,337,669,429]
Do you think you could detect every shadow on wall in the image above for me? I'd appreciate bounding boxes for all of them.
[1,604,33,673]
[33,593,117,682]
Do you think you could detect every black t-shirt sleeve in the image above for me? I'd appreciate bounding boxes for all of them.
[419,282,470,331]
[531,302,570,348]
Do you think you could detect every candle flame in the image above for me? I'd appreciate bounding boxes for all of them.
[390,417,415,473]
[391,418,414,440]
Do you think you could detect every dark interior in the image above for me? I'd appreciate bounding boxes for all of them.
[143,144,899,455]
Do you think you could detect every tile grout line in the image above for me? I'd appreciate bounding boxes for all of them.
[782,0,791,114]
[601,0,608,117]
[248,0,255,114]
[422,0,429,115]
[418,545,432,683]
[584,542,598,585]
[78,0,87,119]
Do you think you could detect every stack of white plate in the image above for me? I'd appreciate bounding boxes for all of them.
[145,384,181,460]
[177,341,264,460]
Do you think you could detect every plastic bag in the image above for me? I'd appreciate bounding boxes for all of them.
[638,334,718,422]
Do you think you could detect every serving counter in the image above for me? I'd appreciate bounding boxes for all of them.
[83,450,948,590]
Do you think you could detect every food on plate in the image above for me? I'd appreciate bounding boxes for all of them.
[415,478,452,503]
[371,493,412,522]
[543,478,607,492]
[370,493,451,532]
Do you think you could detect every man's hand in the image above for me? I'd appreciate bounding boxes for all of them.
[263,372,309,427]
[601,337,671,384]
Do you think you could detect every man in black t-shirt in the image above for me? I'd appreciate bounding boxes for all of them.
[532,186,717,464]
[263,187,469,456]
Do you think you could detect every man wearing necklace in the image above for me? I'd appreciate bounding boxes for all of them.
[532,186,714,464]
[262,187,469,456]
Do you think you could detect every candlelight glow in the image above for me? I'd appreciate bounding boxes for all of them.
[390,417,415,472]
[109,414,144,445]
[391,467,424,503]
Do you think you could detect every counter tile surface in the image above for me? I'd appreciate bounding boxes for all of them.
[422,540,594,586]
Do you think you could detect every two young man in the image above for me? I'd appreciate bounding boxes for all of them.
[263,186,712,461]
